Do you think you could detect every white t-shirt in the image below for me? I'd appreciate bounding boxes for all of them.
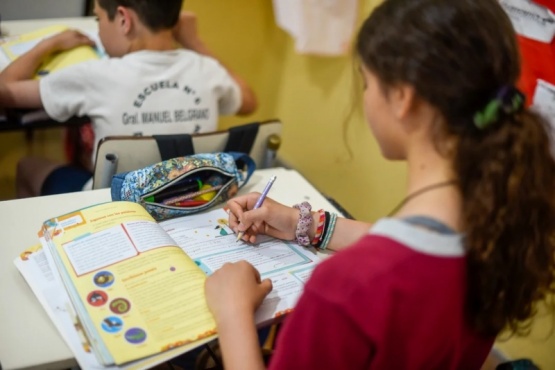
[39,49,242,165]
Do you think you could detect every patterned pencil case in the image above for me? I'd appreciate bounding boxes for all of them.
[110,152,255,221]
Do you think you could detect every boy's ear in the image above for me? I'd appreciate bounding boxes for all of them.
[116,6,133,34]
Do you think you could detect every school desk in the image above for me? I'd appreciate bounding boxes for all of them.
[0,167,344,370]
[0,17,97,133]
[0,16,98,66]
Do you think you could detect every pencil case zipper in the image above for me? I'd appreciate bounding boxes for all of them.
[140,167,235,210]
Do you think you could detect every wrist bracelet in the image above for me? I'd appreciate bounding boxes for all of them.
[293,201,312,246]
[319,213,338,251]
[310,209,325,246]
[314,211,330,249]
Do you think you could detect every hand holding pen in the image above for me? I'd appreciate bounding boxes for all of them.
[228,186,302,244]
[235,176,277,242]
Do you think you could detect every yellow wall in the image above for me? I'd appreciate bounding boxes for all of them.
[496,302,555,369]
[183,0,406,222]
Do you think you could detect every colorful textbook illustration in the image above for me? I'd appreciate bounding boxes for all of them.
[14,201,319,369]
[0,24,103,79]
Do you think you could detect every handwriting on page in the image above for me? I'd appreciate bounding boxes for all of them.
[159,208,321,327]
[196,239,310,275]
[255,272,303,322]
[160,210,315,275]
[166,230,312,275]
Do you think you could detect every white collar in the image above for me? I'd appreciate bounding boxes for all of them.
[369,218,465,257]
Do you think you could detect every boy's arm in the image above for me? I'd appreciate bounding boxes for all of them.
[0,30,94,109]
[173,12,257,115]
[0,80,42,108]
[0,29,95,83]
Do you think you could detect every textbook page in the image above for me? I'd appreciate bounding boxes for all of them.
[42,201,216,366]
[15,243,108,370]
[160,208,320,324]
[14,242,215,370]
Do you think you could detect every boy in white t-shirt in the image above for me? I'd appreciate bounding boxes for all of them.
[0,0,257,198]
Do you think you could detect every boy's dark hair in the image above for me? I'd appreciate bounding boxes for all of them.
[97,0,182,31]
[357,0,555,336]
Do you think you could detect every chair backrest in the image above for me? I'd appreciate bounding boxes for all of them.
[92,119,282,189]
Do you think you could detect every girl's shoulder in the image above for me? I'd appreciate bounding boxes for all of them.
[306,217,466,303]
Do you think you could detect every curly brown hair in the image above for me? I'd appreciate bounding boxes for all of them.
[356,0,555,336]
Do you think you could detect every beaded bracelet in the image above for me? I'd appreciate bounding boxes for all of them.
[293,201,312,246]
[319,212,338,250]
[310,209,325,246]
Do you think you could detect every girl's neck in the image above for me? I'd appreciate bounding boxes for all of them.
[406,140,454,192]
[400,103,456,193]
[397,137,463,231]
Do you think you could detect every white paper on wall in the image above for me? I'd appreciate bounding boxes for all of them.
[533,79,555,120]
[532,79,555,152]
[500,0,555,43]
[272,0,359,56]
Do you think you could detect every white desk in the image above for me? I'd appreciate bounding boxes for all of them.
[0,17,98,70]
[0,167,341,370]
[0,16,97,39]
[0,17,100,131]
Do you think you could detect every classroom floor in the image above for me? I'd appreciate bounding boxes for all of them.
[0,127,66,200]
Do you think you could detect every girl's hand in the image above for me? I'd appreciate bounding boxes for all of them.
[44,30,96,53]
[227,192,299,243]
[205,261,272,324]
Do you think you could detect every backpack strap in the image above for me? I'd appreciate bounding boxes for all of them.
[153,134,195,160]
[154,123,259,161]
[223,122,260,154]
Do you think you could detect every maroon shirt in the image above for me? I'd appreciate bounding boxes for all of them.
[269,219,494,370]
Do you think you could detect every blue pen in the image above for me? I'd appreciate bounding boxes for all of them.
[236,175,277,242]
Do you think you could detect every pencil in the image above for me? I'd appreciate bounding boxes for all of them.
[236,175,277,242]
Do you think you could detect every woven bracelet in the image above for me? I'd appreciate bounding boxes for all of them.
[293,201,313,246]
[319,213,338,250]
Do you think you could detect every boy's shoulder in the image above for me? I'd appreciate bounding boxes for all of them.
[40,49,229,88]
[106,49,223,70]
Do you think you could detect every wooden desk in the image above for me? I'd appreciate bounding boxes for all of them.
[0,167,343,370]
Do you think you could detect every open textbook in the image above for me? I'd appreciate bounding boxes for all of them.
[14,201,319,369]
[0,24,103,79]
